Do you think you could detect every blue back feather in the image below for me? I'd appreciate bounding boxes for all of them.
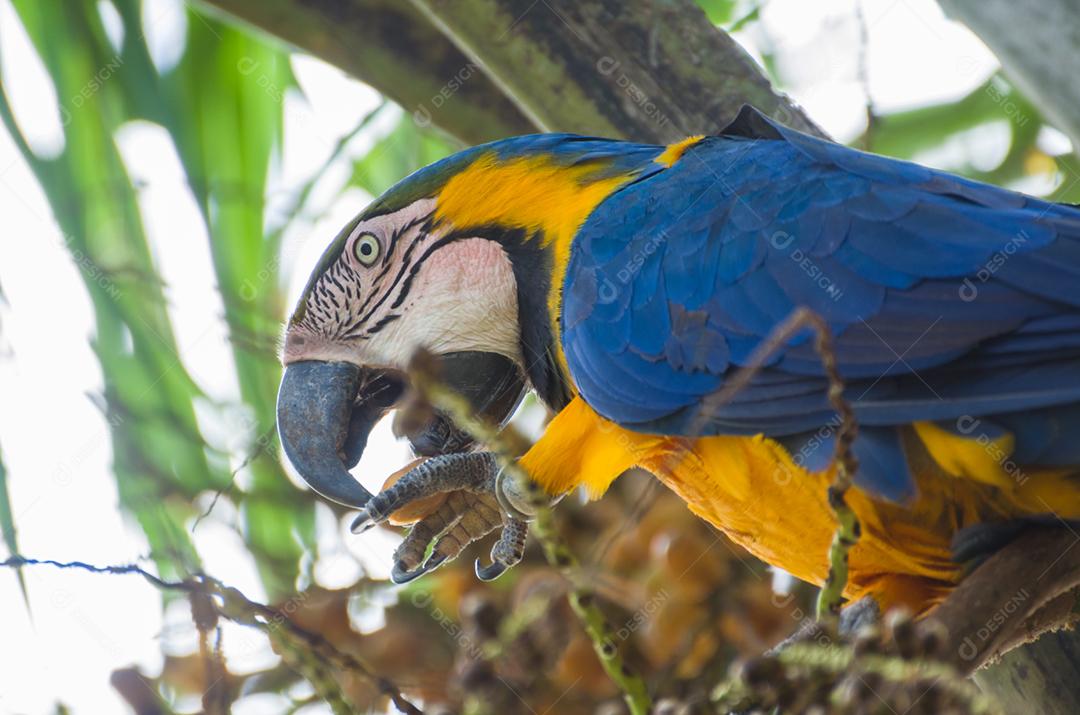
[561,107,1080,501]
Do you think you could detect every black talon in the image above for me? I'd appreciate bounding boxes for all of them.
[350,511,376,534]
[390,560,427,584]
[391,553,450,584]
[474,558,508,582]
[350,496,396,534]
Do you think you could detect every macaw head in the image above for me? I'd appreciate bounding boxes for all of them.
[276,135,664,507]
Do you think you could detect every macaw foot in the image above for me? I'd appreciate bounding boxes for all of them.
[952,515,1080,568]
[350,452,531,584]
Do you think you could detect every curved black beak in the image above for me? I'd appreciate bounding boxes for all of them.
[277,352,524,510]
[277,361,375,508]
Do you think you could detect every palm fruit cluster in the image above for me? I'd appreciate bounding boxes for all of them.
[713,609,997,715]
[363,471,811,714]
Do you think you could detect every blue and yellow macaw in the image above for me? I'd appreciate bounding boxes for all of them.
[277,107,1080,614]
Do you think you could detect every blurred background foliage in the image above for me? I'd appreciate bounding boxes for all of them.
[0,0,1076,713]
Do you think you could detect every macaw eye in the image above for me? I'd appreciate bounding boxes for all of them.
[353,234,381,266]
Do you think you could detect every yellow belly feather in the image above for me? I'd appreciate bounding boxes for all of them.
[521,396,1080,613]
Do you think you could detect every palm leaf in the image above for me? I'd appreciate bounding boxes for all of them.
[1,0,211,583]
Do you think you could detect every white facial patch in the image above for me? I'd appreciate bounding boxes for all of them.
[286,199,522,370]
[373,237,522,367]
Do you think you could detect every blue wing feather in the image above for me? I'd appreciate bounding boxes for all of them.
[561,107,1080,499]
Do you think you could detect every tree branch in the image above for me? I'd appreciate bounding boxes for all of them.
[197,0,822,145]
[193,0,537,144]
[411,0,824,142]
[918,527,1080,674]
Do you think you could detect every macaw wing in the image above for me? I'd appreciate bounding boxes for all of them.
[561,107,1080,500]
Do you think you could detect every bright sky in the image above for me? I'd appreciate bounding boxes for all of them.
[0,0,1007,712]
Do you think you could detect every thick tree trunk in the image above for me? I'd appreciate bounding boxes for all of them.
[938,0,1080,155]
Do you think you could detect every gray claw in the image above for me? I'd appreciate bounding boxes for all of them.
[474,558,508,581]
[390,560,421,584]
[473,517,528,582]
[391,560,429,584]
[350,511,377,534]
[390,552,450,585]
